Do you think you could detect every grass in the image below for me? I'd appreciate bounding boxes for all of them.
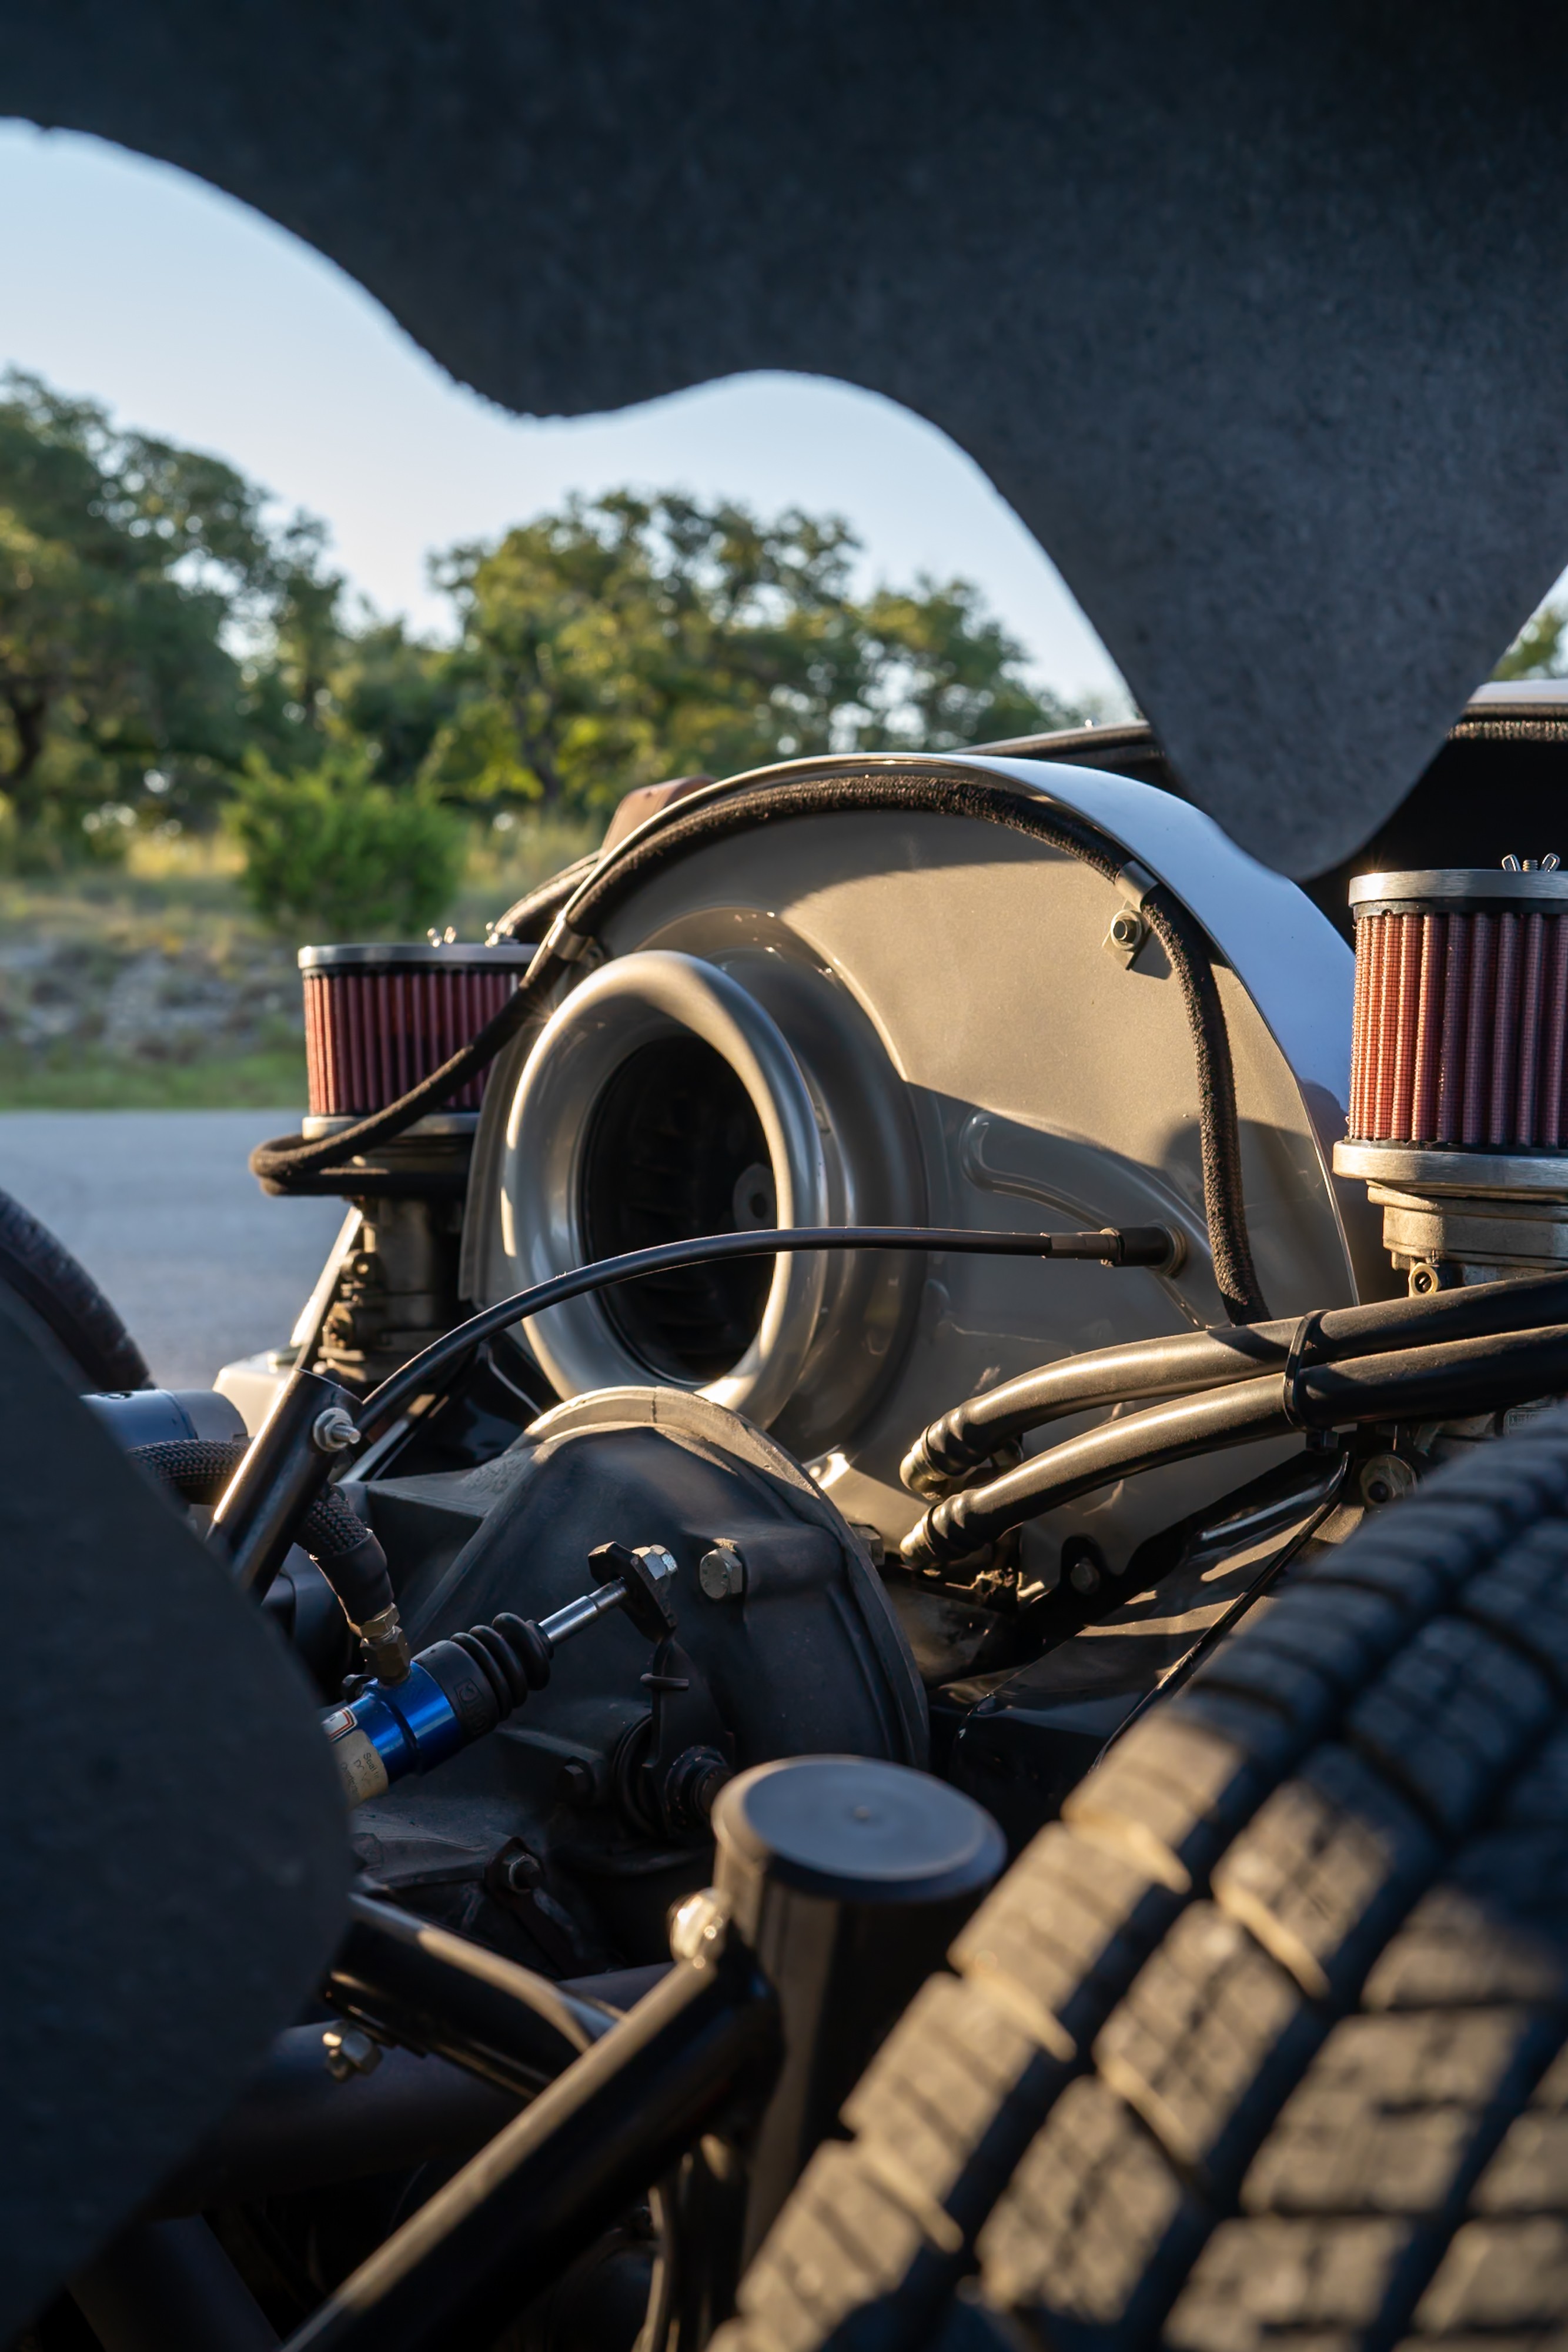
[0,814,599,1111]
[0,1044,310,1110]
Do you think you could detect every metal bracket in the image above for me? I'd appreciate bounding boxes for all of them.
[1103,858,1158,966]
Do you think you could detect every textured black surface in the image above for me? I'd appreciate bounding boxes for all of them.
[714,1412,1568,2352]
[0,1183,150,1392]
[0,1297,347,2337]
[1,5,1567,870]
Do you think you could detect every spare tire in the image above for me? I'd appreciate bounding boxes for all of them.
[0,1184,150,1393]
[720,1412,1568,2352]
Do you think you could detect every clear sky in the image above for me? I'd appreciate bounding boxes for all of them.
[0,119,1133,710]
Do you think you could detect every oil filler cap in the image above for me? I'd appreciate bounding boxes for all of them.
[713,1756,1004,1906]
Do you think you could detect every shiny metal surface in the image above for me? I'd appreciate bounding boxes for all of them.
[502,950,832,1429]
[537,1583,626,1648]
[1349,868,1568,908]
[1334,1140,1568,1197]
[477,757,1369,1562]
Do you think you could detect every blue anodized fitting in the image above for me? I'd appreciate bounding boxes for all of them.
[320,1544,678,1808]
[322,1661,466,1806]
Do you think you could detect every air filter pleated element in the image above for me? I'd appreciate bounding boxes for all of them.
[299,942,535,1119]
[1348,866,1568,1150]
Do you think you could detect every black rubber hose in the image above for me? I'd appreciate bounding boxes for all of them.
[903,1377,1298,1566]
[130,1439,397,1632]
[249,764,1269,1322]
[901,1318,1568,1568]
[0,1182,151,1392]
[902,1262,1568,1495]
[355,1222,1176,1441]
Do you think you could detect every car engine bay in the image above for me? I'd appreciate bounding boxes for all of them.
[19,697,1568,2347]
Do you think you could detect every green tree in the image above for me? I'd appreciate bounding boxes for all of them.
[1495,605,1568,680]
[230,746,464,938]
[333,619,459,788]
[860,577,1071,749]
[0,372,1088,874]
[419,492,1072,818]
[0,372,280,856]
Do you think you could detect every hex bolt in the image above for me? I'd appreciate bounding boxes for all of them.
[322,2024,382,2082]
[503,1849,543,1894]
[698,1542,747,1600]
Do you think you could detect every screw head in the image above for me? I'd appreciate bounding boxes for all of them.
[557,1759,596,1805]
[698,1543,745,1600]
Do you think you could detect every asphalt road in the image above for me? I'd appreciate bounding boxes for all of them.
[0,1111,346,1390]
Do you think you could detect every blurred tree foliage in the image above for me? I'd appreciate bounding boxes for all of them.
[0,374,1082,881]
[1494,606,1567,680]
[0,371,280,862]
[231,747,463,939]
[419,495,1070,816]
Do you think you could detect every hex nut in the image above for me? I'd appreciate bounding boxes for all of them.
[1103,907,1148,962]
[313,1406,362,1454]
[698,1543,746,1600]
[1359,1452,1416,1508]
[322,2024,382,2082]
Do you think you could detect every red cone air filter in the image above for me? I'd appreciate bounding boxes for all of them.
[1347,864,1568,1151]
[299,942,536,1120]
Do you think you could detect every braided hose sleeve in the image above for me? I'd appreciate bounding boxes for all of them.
[297,1489,396,1632]
[129,1438,396,1635]
[129,1436,248,1503]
